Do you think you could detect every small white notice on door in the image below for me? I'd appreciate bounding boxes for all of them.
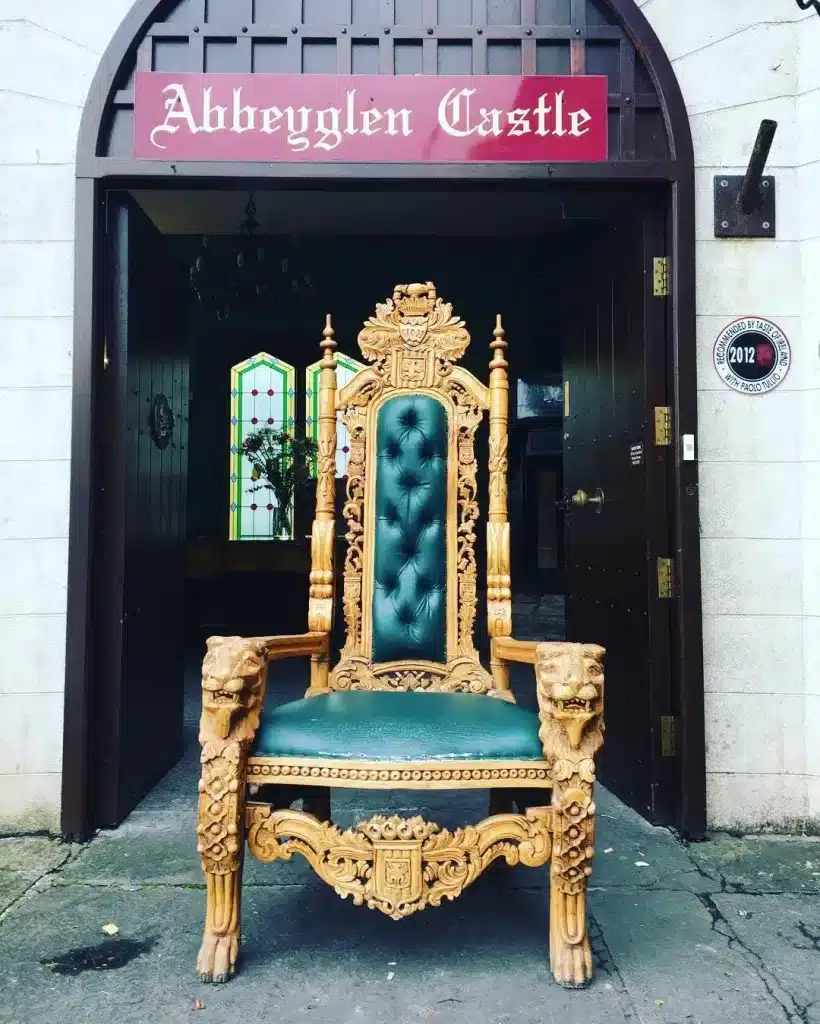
[682,434,696,461]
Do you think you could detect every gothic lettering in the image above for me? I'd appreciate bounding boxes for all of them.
[141,77,604,160]
[150,83,200,149]
[437,87,594,140]
[149,85,414,153]
[315,106,343,151]
[385,108,412,136]
[261,106,283,134]
[202,88,227,133]
[361,108,383,136]
[507,108,532,136]
[231,88,256,134]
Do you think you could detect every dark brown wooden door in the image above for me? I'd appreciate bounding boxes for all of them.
[93,192,190,826]
[561,197,674,824]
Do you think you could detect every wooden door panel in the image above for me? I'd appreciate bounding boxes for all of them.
[95,193,190,825]
[562,202,673,822]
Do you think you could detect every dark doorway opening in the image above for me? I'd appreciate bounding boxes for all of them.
[64,0,705,848]
[90,180,679,832]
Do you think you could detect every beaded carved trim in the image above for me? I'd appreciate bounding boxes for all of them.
[246,758,551,789]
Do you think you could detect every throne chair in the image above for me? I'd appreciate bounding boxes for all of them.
[196,282,606,989]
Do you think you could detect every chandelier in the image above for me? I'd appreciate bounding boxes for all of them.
[189,193,316,321]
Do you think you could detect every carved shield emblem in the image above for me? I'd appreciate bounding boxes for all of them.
[401,355,428,388]
[372,842,423,911]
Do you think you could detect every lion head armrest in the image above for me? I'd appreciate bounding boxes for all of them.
[534,642,606,761]
[201,637,270,744]
[201,633,328,743]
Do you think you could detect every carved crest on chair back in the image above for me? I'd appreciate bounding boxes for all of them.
[326,283,511,700]
[358,282,471,385]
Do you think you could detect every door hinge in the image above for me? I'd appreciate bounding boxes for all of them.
[654,406,672,446]
[657,557,674,599]
[653,256,669,297]
[661,715,677,757]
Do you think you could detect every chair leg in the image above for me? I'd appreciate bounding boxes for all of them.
[549,778,595,989]
[196,740,248,984]
[198,861,244,984]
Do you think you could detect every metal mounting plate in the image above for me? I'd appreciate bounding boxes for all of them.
[714,175,776,238]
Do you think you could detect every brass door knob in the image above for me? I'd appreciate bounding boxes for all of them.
[572,488,605,512]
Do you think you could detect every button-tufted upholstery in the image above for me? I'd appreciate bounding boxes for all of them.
[371,395,448,664]
[253,692,543,761]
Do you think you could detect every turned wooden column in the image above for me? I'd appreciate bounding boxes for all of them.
[308,315,337,693]
[487,315,512,693]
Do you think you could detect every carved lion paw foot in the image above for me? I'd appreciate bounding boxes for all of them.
[196,933,239,984]
[550,935,593,989]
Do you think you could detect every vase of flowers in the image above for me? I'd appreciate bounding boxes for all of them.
[240,427,318,540]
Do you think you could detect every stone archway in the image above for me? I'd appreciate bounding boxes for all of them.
[63,0,702,840]
[76,0,691,167]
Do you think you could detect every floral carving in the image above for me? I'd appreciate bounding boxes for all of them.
[340,409,367,653]
[315,432,337,516]
[247,808,551,920]
[488,432,509,503]
[329,656,510,700]
[198,740,245,875]
[451,383,482,657]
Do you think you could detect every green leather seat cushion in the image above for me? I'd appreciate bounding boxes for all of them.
[253,692,544,762]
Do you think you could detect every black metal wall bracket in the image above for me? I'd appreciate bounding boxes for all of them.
[714,119,777,239]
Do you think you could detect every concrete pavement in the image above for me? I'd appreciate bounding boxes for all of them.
[0,662,818,1023]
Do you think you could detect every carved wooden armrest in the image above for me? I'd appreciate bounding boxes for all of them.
[491,636,539,665]
[258,632,328,661]
[200,632,328,744]
[492,638,606,754]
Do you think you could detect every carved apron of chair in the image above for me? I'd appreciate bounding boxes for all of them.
[195,283,606,990]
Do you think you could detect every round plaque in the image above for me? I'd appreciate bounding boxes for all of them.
[713,317,791,394]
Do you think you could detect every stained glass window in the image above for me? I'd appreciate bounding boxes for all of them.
[305,353,366,478]
[229,353,296,541]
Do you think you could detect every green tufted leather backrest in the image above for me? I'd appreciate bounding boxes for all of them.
[371,395,448,664]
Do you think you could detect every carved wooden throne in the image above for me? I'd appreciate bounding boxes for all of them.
[196,283,606,989]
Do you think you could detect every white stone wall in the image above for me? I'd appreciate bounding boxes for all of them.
[797,13,820,826]
[0,0,817,831]
[0,1,136,831]
[639,0,820,828]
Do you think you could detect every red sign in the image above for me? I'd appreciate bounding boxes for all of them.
[134,74,608,163]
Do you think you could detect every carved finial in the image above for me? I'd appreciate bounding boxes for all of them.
[490,314,508,369]
[321,313,337,369]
